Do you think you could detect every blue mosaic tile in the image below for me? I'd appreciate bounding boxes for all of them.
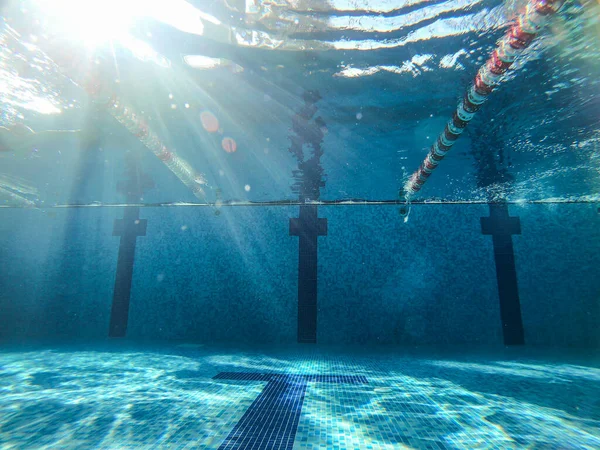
[213,373,368,449]
[0,344,598,449]
[0,204,598,347]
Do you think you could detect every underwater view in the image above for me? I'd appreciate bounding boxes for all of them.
[0,0,599,448]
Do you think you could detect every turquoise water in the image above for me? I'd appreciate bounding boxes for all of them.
[1,0,599,205]
[0,0,599,448]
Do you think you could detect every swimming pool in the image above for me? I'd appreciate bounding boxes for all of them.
[1,343,598,449]
[0,0,599,448]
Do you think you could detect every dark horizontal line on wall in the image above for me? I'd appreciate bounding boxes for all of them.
[1,199,599,209]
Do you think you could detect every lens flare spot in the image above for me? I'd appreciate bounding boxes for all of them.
[222,137,237,153]
[200,111,219,133]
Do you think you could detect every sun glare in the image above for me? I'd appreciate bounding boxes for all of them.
[32,0,211,49]
[34,0,137,47]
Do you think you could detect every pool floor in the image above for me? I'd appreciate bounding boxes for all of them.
[0,343,598,449]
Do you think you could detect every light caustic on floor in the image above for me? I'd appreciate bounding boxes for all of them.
[0,344,598,449]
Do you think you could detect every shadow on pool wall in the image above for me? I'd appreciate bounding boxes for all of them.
[0,203,598,347]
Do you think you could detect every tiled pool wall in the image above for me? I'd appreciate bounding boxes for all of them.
[0,203,598,346]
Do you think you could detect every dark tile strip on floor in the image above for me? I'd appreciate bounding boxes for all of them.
[213,373,368,449]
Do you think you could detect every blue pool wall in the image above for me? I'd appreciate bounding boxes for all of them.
[0,203,598,347]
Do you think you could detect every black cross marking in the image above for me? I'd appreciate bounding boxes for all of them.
[290,205,327,343]
[213,372,367,450]
[109,207,146,337]
[481,203,525,345]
